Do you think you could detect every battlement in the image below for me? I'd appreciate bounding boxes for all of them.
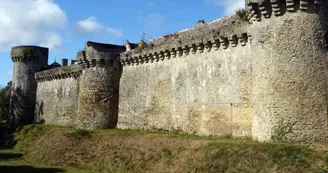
[77,41,125,69]
[246,0,325,23]
[35,64,82,83]
[120,15,250,66]
[11,45,48,66]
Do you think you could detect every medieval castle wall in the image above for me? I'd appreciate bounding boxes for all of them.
[9,0,328,142]
[34,65,81,126]
[118,16,253,137]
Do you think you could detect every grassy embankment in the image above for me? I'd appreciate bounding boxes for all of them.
[2,124,328,173]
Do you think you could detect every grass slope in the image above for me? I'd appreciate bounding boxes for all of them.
[3,124,328,173]
[0,149,90,173]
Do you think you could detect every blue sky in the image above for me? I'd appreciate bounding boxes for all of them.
[0,0,244,86]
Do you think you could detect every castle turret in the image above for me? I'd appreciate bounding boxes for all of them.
[249,0,328,142]
[10,46,48,125]
[76,41,125,129]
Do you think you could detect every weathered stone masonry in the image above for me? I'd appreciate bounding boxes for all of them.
[9,0,328,142]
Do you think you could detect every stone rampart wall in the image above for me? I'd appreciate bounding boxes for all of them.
[118,37,253,137]
[35,65,81,126]
[118,0,328,141]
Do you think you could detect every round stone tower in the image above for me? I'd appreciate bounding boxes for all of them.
[10,46,49,125]
[249,0,328,142]
[76,41,125,129]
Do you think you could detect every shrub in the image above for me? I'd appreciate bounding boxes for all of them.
[0,82,11,121]
[271,120,296,143]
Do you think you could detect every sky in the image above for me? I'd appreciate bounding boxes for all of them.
[0,0,245,86]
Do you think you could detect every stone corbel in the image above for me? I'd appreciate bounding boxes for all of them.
[82,60,90,68]
[70,72,75,78]
[177,47,183,57]
[138,56,144,64]
[159,51,165,61]
[229,35,238,47]
[164,50,170,59]
[120,59,125,66]
[133,57,139,65]
[78,60,85,69]
[271,0,282,16]
[248,3,261,22]
[153,52,160,62]
[314,0,321,12]
[96,59,102,67]
[247,3,255,22]
[204,41,212,52]
[238,33,248,46]
[286,0,296,12]
[148,53,155,63]
[211,39,220,50]
[91,59,97,67]
[126,58,132,66]
[125,59,130,66]
[300,0,308,11]
[220,37,229,49]
[259,2,269,18]
[170,48,176,58]
[190,44,197,54]
[197,43,204,53]
[183,45,190,55]
[143,55,149,63]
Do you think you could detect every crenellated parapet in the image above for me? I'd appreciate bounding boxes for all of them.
[76,50,119,69]
[120,16,250,66]
[77,41,124,69]
[35,64,82,83]
[246,0,324,23]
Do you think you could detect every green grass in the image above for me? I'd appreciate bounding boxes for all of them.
[2,124,328,172]
[0,149,92,173]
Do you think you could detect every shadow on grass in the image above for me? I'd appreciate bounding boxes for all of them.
[0,166,65,173]
[0,123,17,149]
[0,153,23,161]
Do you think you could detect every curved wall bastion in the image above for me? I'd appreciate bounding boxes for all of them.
[9,0,328,142]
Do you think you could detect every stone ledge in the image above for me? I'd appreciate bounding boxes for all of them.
[76,50,120,69]
[76,41,124,69]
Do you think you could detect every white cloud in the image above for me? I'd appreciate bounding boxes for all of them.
[107,28,123,37]
[138,12,165,29]
[5,71,13,77]
[74,16,123,37]
[146,2,156,6]
[146,13,165,29]
[0,0,67,51]
[207,0,245,15]
[40,32,62,50]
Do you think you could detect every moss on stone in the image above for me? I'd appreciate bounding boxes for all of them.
[17,47,34,62]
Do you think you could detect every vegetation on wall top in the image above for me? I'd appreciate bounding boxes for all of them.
[235,8,248,22]
[17,47,34,62]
